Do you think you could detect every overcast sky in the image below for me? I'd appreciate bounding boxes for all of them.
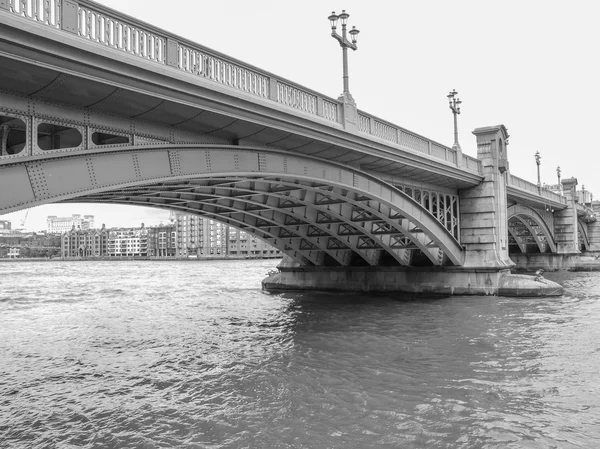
[3,0,599,231]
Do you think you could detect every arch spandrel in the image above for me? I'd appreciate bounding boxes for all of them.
[0,144,464,266]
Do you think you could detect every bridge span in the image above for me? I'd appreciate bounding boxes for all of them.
[1,1,596,295]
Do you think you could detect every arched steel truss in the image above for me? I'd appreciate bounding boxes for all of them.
[578,219,590,252]
[0,145,465,267]
[507,205,556,253]
[76,175,461,267]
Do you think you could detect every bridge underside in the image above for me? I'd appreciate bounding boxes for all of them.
[0,145,465,268]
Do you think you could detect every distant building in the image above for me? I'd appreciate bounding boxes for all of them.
[107,225,148,257]
[0,220,11,233]
[171,212,227,257]
[60,223,176,258]
[61,225,109,258]
[228,228,282,258]
[172,212,203,257]
[202,218,228,257]
[172,212,281,259]
[147,224,177,257]
[56,217,280,260]
[48,214,95,234]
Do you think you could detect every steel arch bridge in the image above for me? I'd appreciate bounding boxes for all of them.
[507,202,596,255]
[507,204,556,254]
[0,144,465,267]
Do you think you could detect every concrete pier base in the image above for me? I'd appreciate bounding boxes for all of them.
[262,265,563,297]
[511,252,600,272]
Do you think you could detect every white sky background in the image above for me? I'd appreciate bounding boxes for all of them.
[3,0,599,231]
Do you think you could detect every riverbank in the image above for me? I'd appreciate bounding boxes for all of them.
[0,256,283,262]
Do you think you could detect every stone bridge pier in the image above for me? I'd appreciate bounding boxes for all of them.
[264,125,563,297]
[509,179,600,271]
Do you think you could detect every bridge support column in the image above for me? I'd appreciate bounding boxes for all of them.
[263,124,563,297]
[588,201,600,251]
[459,125,513,269]
[264,256,562,297]
[554,178,580,254]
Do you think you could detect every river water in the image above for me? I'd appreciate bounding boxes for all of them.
[1,260,599,448]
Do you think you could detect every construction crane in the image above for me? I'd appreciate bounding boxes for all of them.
[18,209,29,230]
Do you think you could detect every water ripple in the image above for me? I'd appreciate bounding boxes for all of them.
[1,261,599,448]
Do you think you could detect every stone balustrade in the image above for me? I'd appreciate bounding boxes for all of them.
[1,0,482,173]
[509,175,567,205]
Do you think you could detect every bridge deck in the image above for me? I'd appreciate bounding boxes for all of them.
[0,0,482,191]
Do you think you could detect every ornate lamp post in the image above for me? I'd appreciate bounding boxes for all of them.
[328,10,359,98]
[535,151,541,191]
[447,90,462,151]
[556,166,562,194]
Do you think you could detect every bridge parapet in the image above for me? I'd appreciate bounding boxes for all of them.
[0,0,482,174]
[0,0,62,28]
[508,175,567,206]
[356,110,483,171]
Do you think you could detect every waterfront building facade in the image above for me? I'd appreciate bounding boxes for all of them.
[48,214,94,234]
[107,226,148,257]
[61,225,109,258]
[1,229,62,258]
[57,217,279,260]
[172,212,203,257]
[228,228,282,258]
[172,212,281,259]
[171,212,228,257]
[147,224,177,257]
[61,223,176,258]
[202,218,228,257]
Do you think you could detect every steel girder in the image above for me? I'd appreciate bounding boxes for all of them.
[578,219,590,251]
[0,145,464,266]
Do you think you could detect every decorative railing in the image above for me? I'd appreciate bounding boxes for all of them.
[322,100,338,123]
[1,0,482,174]
[509,175,567,204]
[5,0,61,27]
[277,82,317,115]
[178,45,269,98]
[78,3,165,63]
[357,111,476,168]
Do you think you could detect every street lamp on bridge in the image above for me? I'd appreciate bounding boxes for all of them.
[535,151,541,191]
[447,90,461,151]
[557,166,562,194]
[328,10,360,98]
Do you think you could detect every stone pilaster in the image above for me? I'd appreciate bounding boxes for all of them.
[60,0,79,34]
[338,93,358,133]
[459,125,513,269]
[554,177,580,254]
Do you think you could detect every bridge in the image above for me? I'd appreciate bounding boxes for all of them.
[0,1,596,296]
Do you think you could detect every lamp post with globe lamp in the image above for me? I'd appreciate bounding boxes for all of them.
[328,10,360,99]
